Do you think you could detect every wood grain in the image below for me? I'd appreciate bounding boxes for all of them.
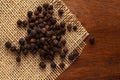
[57,0,120,80]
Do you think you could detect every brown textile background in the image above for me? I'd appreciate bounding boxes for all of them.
[0,0,89,80]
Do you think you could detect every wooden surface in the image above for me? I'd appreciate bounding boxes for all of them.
[57,0,120,80]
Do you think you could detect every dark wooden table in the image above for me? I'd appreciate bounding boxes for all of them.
[57,0,120,80]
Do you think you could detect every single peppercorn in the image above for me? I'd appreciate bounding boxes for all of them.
[10,46,16,52]
[60,22,65,28]
[29,23,35,29]
[58,9,64,16]
[5,41,11,49]
[39,62,46,69]
[63,47,68,53]
[37,6,42,12]
[46,55,54,61]
[89,37,95,45]
[48,10,54,15]
[50,18,57,25]
[23,49,28,55]
[59,62,65,69]
[16,48,21,54]
[51,62,56,69]
[60,52,66,59]
[48,5,53,10]
[17,20,22,27]
[16,56,21,62]
[34,10,39,16]
[73,26,77,31]
[43,3,49,9]
[68,50,79,61]
[20,45,25,51]
[67,24,72,32]
[23,20,28,27]
[61,39,66,46]
[27,11,33,18]
[56,36,61,41]
[19,38,25,45]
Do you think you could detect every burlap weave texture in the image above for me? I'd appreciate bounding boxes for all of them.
[0,0,89,80]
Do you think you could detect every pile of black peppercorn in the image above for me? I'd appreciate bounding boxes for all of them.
[5,3,78,69]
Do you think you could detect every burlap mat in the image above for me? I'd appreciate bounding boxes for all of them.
[0,0,89,80]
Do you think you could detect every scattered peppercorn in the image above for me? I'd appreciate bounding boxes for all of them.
[48,5,53,10]
[73,26,77,31]
[16,56,21,62]
[10,46,16,52]
[60,52,66,59]
[23,49,28,55]
[27,11,33,18]
[67,24,72,32]
[43,3,49,9]
[17,20,22,27]
[19,38,25,45]
[5,41,11,49]
[68,50,79,61]
[51,62,56,69]
[89,37,95,45]
[37,6,42,12]
[23,20,28,27]
[59,62,65,69]
[39,62,46,69]
[58,9,64,16]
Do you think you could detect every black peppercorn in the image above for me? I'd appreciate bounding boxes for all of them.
[58,9,64,16]
[50,18,57,25]
[56,36,61,41]
[60,22,65,28]
[63,47,68,53]
[38,23,45,28]
[16,48,21,54]
[48,10,54,15]
[68,50,79,61]
[37,6,42,12]
[10,46,16,52]
[20,45,25,51]
[39,62,46,69]
[61,39,66,46]
[5,41,11,49]
[34,10,39,16]
[17,20,22,27]
[67,24,72,32]
[51,62,56,69]
[27,11,33,18]
[46,55,54,61]
[23,49,28,55]
[59,62,65,69]
[16,56,21,62]
[53,40,58,45]
[27,28,32,34]
[43,3,49,9]
[43,10,47,16]
[30,16,37,22]
[89,37,95,45]
[23,20,28,27]
[60,52,66,59]
[30,38,36,43]
[29,23,35,29]
[73,26,77,31]
[30,43,36,50]
[30,30,37,37]
[48,5,53,10]
[19,38,25,45]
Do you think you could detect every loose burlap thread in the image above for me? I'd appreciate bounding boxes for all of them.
[0,0,89,80]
